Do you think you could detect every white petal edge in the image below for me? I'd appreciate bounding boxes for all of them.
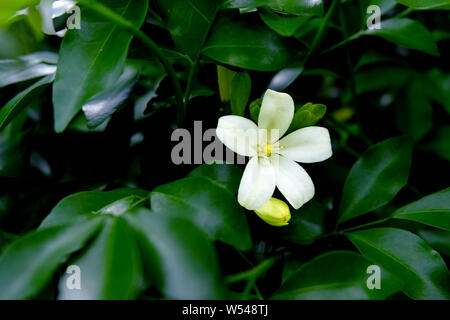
[258,89,294,143]
[216,115,258,157]
[279,126,332,163]
[238,156,276,210]
[271,154,314,209]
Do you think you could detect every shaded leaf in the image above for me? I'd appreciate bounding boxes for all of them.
[347,228,450,299]
[230,71,251,116]
[188,163,243,194]
[338,136,412,224]
[393,187,450,231]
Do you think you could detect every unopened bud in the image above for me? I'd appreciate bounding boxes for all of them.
[254,197,291,227]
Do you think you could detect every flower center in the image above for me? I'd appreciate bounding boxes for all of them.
[264,143,272,156]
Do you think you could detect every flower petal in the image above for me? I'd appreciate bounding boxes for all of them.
[258,89,294,142]
[279,126,332,163]
[270,154,314,209]
[216,115,258,157]
[238,156,276,210]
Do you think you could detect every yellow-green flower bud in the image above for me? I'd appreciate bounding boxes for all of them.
[254,197,291,227]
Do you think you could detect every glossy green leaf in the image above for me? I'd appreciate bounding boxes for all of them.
[0,0,39,28]
[347,228,450,299]
[188,163,243,194]
[202,12,299,71]
[58,217,143,299]
[421,126,450,161]
[268,0,324,16]
[82,65,139,128]
[222,0,272,9]
[0,74,54,131]
[259,7,309,37]
[288,102,326,133]
[230,71,251,116]
[418,229,450,257]
[0,217,104,299]
[394,0,450,10]
[150,176,251,250]
[126,208,226,299]
[39,189,148,229]
[0,51,57,87]
[52,0,148,132]
[273,251,402,299]
[393,188,450,231]
[249,98,262,122]
[156,0,218,57]
[338,136,413,224]
[355,66,413,94]
[396,80,433,141]
[280,200,326,244]
[362,18,439,56]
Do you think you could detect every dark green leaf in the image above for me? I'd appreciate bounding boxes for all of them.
[39,189,148,229]
[393,187,450,231]
[421,126,450,161]
[418,229,450,257]
[156,0,218,57]
[347,228,450,299]
[0,217,104,299]
[394,0,450,10]
[273,251,402,299]
[82,65,139,128]
[280,200,326,244]
[58,217,142,299]
[361,18,439,56]
[338,136,413,224]
[202,12,299,71]
[188,163,243,194]
[52,0,148,132]
[268,0,324,16]
[126,208,226,299]
[259,7,309,37]
[249,98,262,122]
[0,74,54,131]
[230,71,251,116]
[151,176,251,250]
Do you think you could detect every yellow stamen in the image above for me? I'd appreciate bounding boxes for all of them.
[264,143,272,156]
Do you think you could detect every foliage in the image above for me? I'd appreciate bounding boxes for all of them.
[0,0,449,300]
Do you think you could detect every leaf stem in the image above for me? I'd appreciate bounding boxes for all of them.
[76,0,185,126]
[225,257,276,284]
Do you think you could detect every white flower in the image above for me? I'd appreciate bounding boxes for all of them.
[39,0,77,37]
[216,89,332,210]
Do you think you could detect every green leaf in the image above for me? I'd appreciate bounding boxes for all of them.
[202,12,299,71]
[338,136,413,225]
[393,187,450,231]
[126,208,226,299]
[418,229,450,257]
[268,0,324,16]
[188,163,243,194]
[288,102,326,133]
[362,18,439,56]
[280,200,326,245]
[0,217,104,299]
[0,0,39,28]
[82,65,139,128]
[156,0,218,57]
[394,0,450,10]
[0,74,54,131]
[52,0,148,133]
[230,71,251,116]
[0,51,57,87]
[150,176,251,250]
[347,228,450,299]
[58,217,142,299]
[273,251,402,299]
[249,98,262,122]
[355,66,413,94]
[396,80,433,141]
[39,189,148,229]
[421,126,450,161]
[259,7,309,37]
